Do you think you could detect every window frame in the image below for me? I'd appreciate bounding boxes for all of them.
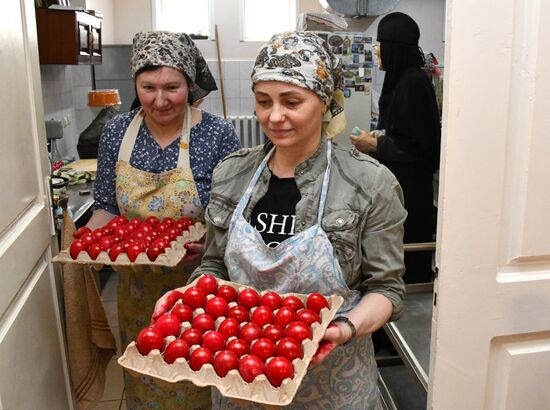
[238,0,298,42]
[151,0,215,39]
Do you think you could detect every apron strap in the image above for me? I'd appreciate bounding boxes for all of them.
[231,146,275,225]
[118,110,145,162]
[176,105,193,169]
[316,140,332,222]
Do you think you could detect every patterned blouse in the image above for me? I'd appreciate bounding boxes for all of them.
[93,108,240,215]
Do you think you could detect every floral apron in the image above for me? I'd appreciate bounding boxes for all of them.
[213,142,382,409]
[115,107,211,410]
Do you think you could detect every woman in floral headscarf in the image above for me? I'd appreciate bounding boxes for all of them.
[154,31,406,409]
[88,31,240,409]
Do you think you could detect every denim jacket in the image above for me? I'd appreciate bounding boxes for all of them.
[191,138,407,320]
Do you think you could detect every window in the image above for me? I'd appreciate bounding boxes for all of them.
[241,0,297,41]
[152,0,212,38]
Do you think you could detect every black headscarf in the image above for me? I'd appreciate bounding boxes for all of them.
[376,13,425,129]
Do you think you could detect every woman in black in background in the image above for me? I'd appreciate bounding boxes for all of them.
[351,12,441,283]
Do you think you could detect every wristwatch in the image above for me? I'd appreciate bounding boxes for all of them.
[330,316,357,345]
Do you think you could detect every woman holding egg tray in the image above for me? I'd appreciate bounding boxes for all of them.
[88,31,240,409]
[155,30,406,409]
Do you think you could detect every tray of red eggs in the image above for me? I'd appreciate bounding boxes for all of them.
[118,274,343,406]
[53,215,206,267]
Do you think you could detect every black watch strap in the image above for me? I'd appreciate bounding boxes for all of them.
[330,316,357,345]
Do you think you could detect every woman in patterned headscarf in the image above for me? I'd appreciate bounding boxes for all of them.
[88,31,240,409]
[153,31,406,409]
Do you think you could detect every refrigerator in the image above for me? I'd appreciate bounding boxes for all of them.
[314,31,376,148]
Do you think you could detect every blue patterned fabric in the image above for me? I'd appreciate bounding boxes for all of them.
[93,108,240,215]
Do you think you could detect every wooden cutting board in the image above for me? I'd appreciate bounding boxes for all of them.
[63,159,97,173]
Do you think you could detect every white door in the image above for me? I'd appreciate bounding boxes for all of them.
[430,0,550,408]
[0,0,72,409]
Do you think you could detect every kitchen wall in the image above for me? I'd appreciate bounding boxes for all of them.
[39,0,445,160]
[40,66,81,161]
[202,60,256,117]
[40,63,106,162]
[40,0,115,162]
[104,0,445,119]
[107,0,445,62]
[321,0,446,64]
[72,65,101,141]
[72,0,115,43]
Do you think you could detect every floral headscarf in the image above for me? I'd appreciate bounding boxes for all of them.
[131,31,217,102]
[251,31,346,138]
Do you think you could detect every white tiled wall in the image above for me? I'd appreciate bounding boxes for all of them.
[201,60,256,118]
[40,65,81,162]
[39,58,258,162]
[73,72,96,134]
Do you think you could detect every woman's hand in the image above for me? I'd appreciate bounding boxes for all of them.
[311,321,354,365]
[182,242,204,263]
[311,293,394,365]
[151,289,186,323]
[350,130,378,153]
[86,209,117,231]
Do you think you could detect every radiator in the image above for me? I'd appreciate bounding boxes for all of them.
[228,115,267,148]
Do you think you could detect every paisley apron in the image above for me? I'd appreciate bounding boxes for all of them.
[213,141,382,409]
[115,107,211,410]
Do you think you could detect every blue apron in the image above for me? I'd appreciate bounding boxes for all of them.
[213,141,382,409]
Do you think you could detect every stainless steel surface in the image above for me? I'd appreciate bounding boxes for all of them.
[66,181,95,223]
[384,283,433,392]
[404,242,436,252]
[378,371,399,410]
[378,364,428,410]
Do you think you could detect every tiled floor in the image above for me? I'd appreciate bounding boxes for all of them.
[99,272,127,410]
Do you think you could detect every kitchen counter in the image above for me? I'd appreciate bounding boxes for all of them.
[66,181,95,225]
[58,159,97,225]
[383,283,433,391]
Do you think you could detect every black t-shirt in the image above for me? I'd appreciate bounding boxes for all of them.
[250,172,301,248]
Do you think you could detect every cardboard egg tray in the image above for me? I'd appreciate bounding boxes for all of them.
[52,222,206,268]
[118,277,344,406]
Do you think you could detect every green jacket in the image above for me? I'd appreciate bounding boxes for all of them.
[191,138,407,321]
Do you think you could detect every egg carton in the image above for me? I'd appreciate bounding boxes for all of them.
[52,223,206,268]
[118,277,343,406]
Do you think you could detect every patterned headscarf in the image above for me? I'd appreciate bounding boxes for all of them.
[131,31,217,102]
[251,31,346,139]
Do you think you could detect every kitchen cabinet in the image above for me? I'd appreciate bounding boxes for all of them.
[36,8,102,65]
